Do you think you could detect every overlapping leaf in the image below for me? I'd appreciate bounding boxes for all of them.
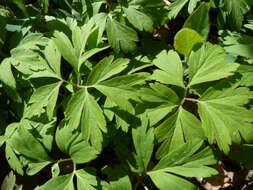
[148,140,217,190]
[188,43,239,87]
[197,82,253,153]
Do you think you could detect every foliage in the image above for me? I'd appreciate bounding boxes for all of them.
[1,0,253,189]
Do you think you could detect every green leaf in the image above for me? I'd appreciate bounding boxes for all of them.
[26,161,51,176]
[9,125,52,162]
[221,31,253,60]
[95,85,137,114]
[40,174,74,190]
[155,107,205,159]
[78,45,110,71]
[102,166,132,190]
[224,0,250,30]
[139,83,179,126]
[76,169,97,190]
[65,89,106,151]
[197,84,253,154]
[151,50,184,87]
[38,0,49,13]
[124,6,154,33]
[174,28,204,57]
[168,0,189,19]
[0,58,16,89]
[188,43,239,87]
[81,89,107,150]
[148,140,217,190]
[51,163,60,178]
[55,120,98,163]
[106,18,139,54]
[1,171,15,190]
[237,65,253,86]
[86,56,129,85]
[131,114,154,172]
[183,2,210,39]
[44,40,62,78]
[149,172,196,190]
[188,0,201,13]
[53,31,78,71]
[5,144,24,176]
[25,82,62,120]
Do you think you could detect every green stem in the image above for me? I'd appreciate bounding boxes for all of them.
[57,158,72,163]
[184,97,198,102]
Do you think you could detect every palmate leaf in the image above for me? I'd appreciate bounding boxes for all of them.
[123,6,154,33]
[40,168,99,190]
[86,56,129,85]
[151,50,184,87]
[155,107,205,159]
[197,82,253,154]
[55,120,98,163]
[138,83,179,126]
[53,21,109,72]
[188,43,239,87]
[106,17,139,54]
[148,140,218,190]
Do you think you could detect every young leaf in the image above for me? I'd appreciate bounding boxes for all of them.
[106,17,139,54]
[148,140,217,190]
[188,43,239,87]
[174,28,204,57]
[155,107,205,159]
[151,50,184,87]
[197,84,253,154]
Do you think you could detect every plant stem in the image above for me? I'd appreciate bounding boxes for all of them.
[184,97,198,102]
[57,158,72,163]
